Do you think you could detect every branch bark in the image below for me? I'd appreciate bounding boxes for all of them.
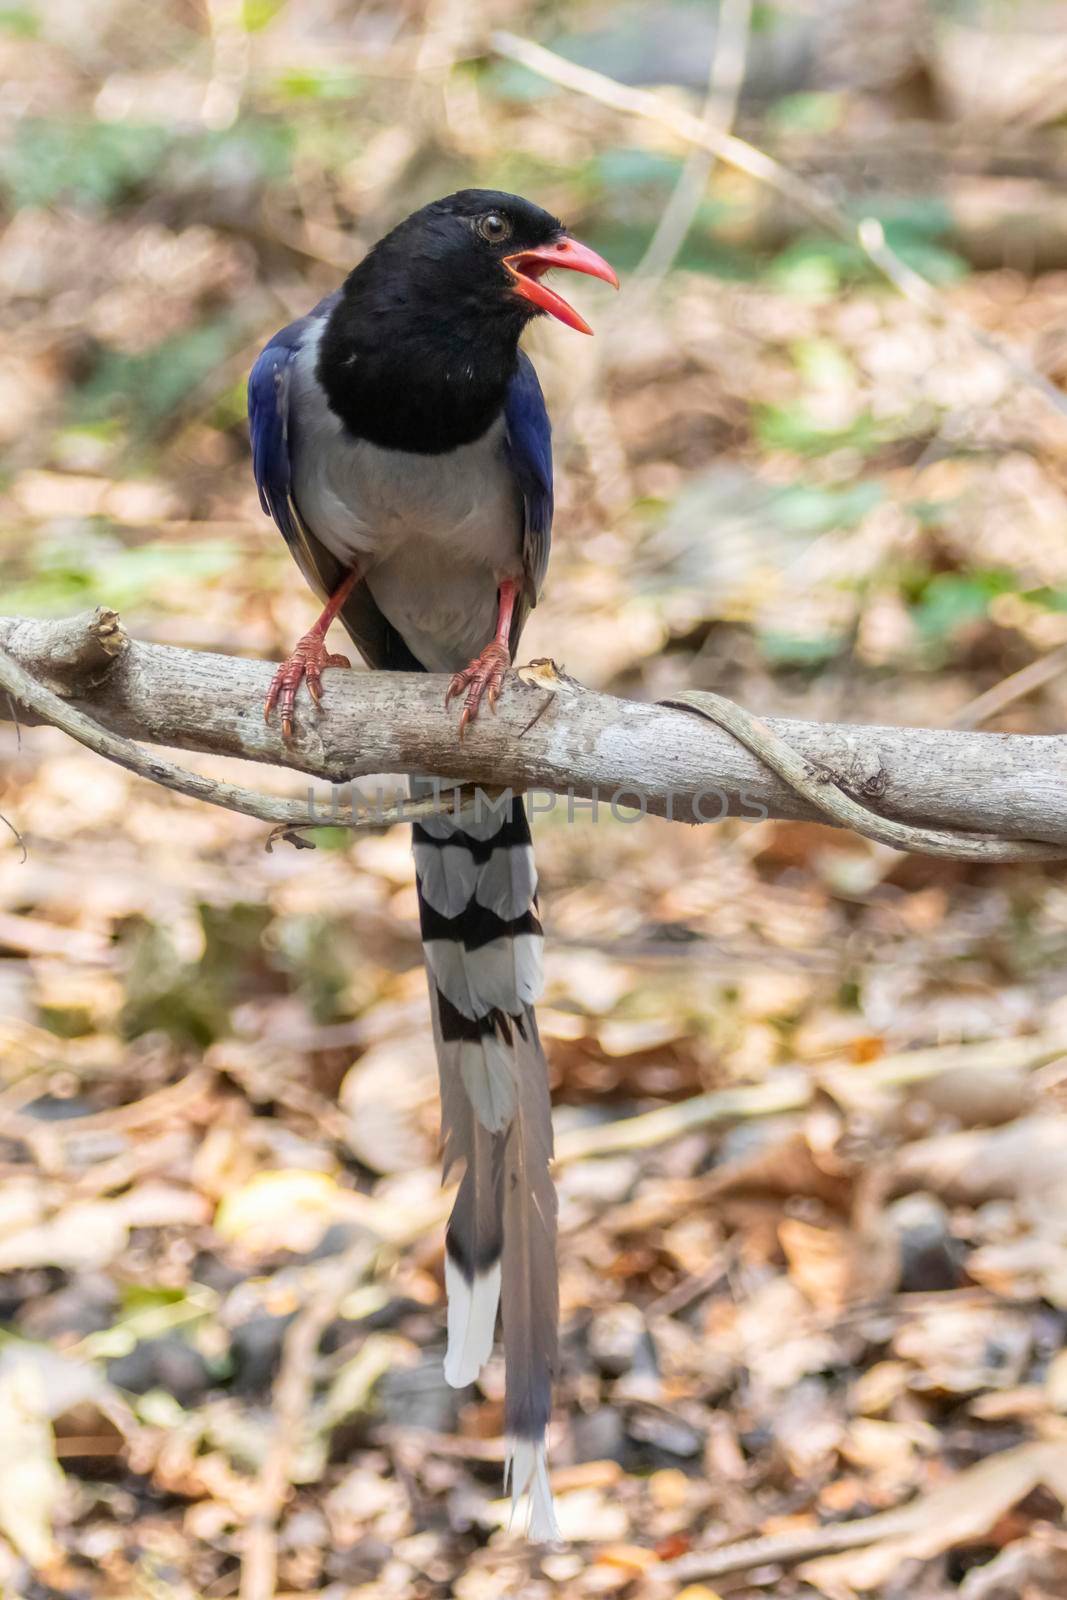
[2,609,1067,855]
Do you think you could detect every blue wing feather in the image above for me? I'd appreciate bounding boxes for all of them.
[503,351,553,600]
[247,293,338,551]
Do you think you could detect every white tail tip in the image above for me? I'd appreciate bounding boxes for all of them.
[444,1255,501,1387]
[505,1437,561,1543]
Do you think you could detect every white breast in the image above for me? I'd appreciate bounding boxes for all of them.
[289,326,525,672]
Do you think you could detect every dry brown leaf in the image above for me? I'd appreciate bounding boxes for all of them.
[779,1210,897,1314]
[894,1303,1032,1395]
[889,1116,1067,1206]
[339,1035,438,1174]
[958,1526,1067,1600]
[0,1184,207,1272]
[214,1168,345,1255]
[800,1441,1067,1592]
[596,1543,658,1573]
[0,1358,64,1569]
[850,1360,912,1417]
[840,1416,939,1489]
[733,1278,840,1393]
[705,1128,852,1207]
[648,1468,690,1510]
[968,1218,1067,1308]
[1047,1349,1067,1414]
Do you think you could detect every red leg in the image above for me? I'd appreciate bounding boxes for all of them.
[265,569,360,741]
[446,579,520,737]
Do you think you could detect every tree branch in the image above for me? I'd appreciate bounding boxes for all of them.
[2,609,1066,859]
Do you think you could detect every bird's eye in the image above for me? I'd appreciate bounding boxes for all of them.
[477,212,512,244]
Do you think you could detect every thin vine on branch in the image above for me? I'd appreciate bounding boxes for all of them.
[1,609,1066,862]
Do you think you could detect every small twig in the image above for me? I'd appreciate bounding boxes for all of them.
[0,634,473,841]
[951,640,1067,730]
[555,1074,807,1165]
[659,1440,1067,1584]
[0,1067,214,1143]
[659,1511,917,1584]
[630,0,752,293]
[491,30,1067,425]
[663,689,1067,862]
[0,637,320,832]
[4,692,22,750]
[4,610,1067,852]
[0,811,27,863]
[239,1236,372,1600]
[553,1027,1067,1165]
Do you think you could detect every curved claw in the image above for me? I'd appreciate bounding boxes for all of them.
[265,635,351,742]
[446,641,510,739]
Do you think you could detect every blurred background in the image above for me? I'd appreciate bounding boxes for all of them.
[4,1,1067,1596]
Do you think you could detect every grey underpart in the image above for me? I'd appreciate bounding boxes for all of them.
[288,323,525,674]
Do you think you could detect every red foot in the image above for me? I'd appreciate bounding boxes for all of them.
[264,632,351,741]
[446,641,511,737]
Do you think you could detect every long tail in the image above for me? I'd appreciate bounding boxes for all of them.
[412,785,559,1541]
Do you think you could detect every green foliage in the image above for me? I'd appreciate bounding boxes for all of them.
[72,318,241,440]
[1,528,239,616]
[586,148,764,279]
[1,116,293,212]
[119,903,272,1047]
[482,59,556,104]
[594,148,685,193]
[856,195,970,285]
[1024,585,1067,613]
[766,238,855,295]
[0,4,38,36]
[766,92,845,134]
[275,65,365,100]
[757,629,847,667]
[269,913,365,1022]
[587,219,759,279]
[80,1285,217,1361]
[177,117,295,189]
[768,197,969,293]
[909,569,1017,641]
[241,0,284,29]
[755,403,891,457]
[3,120,172,210]
[768,480,882,532]
[750,1,783,30]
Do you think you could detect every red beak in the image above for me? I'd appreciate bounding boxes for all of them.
[504,235,619,335]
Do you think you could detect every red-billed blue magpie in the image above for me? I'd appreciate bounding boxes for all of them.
[248,190,617,1538]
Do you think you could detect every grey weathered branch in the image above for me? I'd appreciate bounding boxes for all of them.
[2,609,1067,858]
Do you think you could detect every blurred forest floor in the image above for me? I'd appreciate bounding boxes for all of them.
[4,2,1067,1598]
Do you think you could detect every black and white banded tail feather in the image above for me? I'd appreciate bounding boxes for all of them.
[412,783,560,1542]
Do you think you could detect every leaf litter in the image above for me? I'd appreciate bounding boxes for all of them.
[5,2,1067,1596]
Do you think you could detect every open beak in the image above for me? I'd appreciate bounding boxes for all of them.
[504,235,619,335]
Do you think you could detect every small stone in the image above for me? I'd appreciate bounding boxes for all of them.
[108,1334,211,1405]
[377,1356,462,1433]
[626,1404,704,1459]
[229,1312,295,1395]
[888,1193,965,1293]
[571,1406,627,1465]
[17,1277,117,1341]
[324,1536,392,1584]
[588,1303,651,1377]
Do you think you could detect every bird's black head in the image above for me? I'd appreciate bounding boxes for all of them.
[317,189,617,454]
